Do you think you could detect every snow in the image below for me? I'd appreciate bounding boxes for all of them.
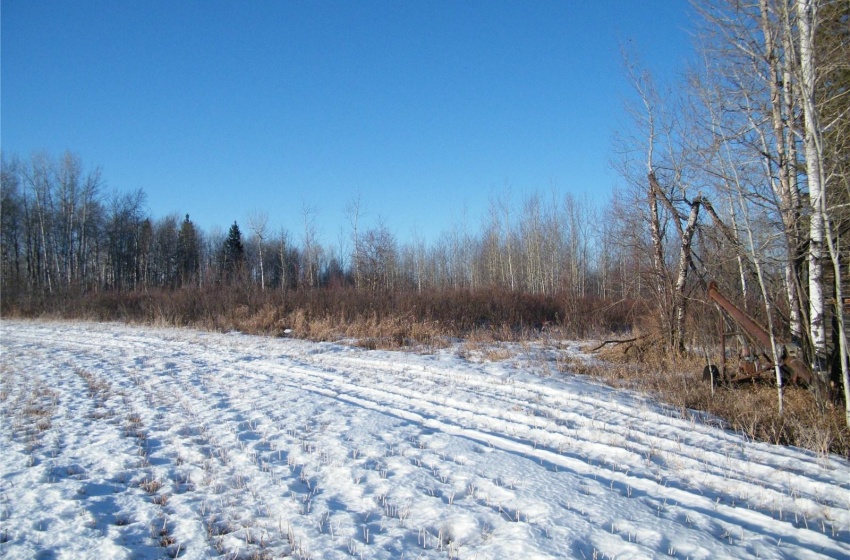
[1,319,848,559]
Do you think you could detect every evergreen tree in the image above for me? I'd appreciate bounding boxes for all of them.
[222,221,244,278]
[177,214,200,286]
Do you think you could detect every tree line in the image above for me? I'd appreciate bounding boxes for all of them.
[1,152,631,302]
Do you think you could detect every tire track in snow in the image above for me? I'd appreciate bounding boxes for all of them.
[208,356,848,557]
[303,351,843,489]
[231,347,848,524]
[3,320,849,560]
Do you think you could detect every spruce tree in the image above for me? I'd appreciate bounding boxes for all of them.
[177,214,200,286]
[222,221,244,277]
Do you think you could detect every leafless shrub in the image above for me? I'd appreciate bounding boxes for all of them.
[10,286,628,343]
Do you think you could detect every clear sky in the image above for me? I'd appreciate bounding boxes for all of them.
[1,0,695,244]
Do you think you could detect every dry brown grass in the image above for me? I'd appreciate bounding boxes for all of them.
[564,340,850,459]
[140,478,163,494]
[279,310,451,351]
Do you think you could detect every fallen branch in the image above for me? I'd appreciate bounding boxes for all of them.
[590,336,643,352]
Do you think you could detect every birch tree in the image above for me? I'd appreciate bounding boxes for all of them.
[695,0,807,346]
[794,0,849,406]
[248,211,269,291]
[796,0,828,371]
[345,195,363,290]
[619,55,708,352]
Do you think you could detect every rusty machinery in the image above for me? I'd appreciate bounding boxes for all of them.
[705,282,814,388]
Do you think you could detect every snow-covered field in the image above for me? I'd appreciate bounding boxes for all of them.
[1,320,848,560]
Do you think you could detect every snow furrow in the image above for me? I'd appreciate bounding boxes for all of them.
[2,320,848,560]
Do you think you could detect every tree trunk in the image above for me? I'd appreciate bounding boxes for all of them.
[647,173,668,338]
[797,0,829,374]
[760,0,806,344]
[672,199,702,353]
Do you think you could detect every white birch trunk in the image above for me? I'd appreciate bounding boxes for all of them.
[759,0,806,345]
[797,0,828,369]
[673,201,701,353]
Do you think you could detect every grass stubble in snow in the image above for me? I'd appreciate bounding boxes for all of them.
[1,320,848,559]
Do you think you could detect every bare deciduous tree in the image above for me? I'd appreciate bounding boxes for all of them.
[248,211,269,291]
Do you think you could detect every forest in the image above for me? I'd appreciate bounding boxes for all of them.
[0,150,629,333]
[2,1,849,445]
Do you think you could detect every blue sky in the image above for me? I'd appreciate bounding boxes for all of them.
[2,1,695,244]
